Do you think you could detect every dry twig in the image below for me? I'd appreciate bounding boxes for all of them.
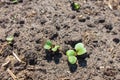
[12,52,22,62]
[7,68,18,80]
[0,42,8,54]
[2,60,10,67]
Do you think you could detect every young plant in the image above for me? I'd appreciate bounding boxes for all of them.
[74,43,86,55]
[72,2,80,11]
[66,43,86,64]
[6,36,14,44]
[68,56,77,64]
[44,40,60,52]
[66,50,77,64]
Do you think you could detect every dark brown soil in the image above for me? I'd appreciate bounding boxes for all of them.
[0,0,120,80]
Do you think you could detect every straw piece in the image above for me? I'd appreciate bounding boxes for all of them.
[2,60,10,67]
[12,52,22,62]
[7,68,18,80]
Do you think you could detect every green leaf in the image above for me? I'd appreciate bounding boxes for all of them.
[77,48,86,55]
[46,40,52,46]
[66,50,75,56]
[44,44,51,50]
[44,40,52,50]
[68,56,77,64]
[6,36,14,42]
[75,43,84,51]
[73,2,80,10]
[12,0,18,3]
[51,45,60,52]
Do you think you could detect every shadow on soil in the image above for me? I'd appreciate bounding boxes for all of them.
[68,62,77,73]
[77,53,89,67]
[68,53,89,73]
[44,50,62,64]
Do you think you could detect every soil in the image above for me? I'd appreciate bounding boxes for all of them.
[0,0,120,80]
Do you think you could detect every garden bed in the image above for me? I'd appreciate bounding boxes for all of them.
[0,0,120,80]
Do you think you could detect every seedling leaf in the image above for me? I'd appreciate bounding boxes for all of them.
[73,2,80,10]
[6,36,14,43]
[75,43,84,51]
[44,45,51,50]
[66,50,75,56]
[77,48,86,55]
[68,56,77,64]
[51,45,60,52]
[12,0,18,3]
[44,40,52,50]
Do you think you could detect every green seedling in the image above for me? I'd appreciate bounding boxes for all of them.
[51,45,60,52]
[66,50,75,56]
[44,40,60,52]
[68,56,77,64]
[44,40,52,50]
[72,2,80,10]
[75,43,86,55]
[66,43,86,64]
[11,0,18,3]
[6,36,14,44]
